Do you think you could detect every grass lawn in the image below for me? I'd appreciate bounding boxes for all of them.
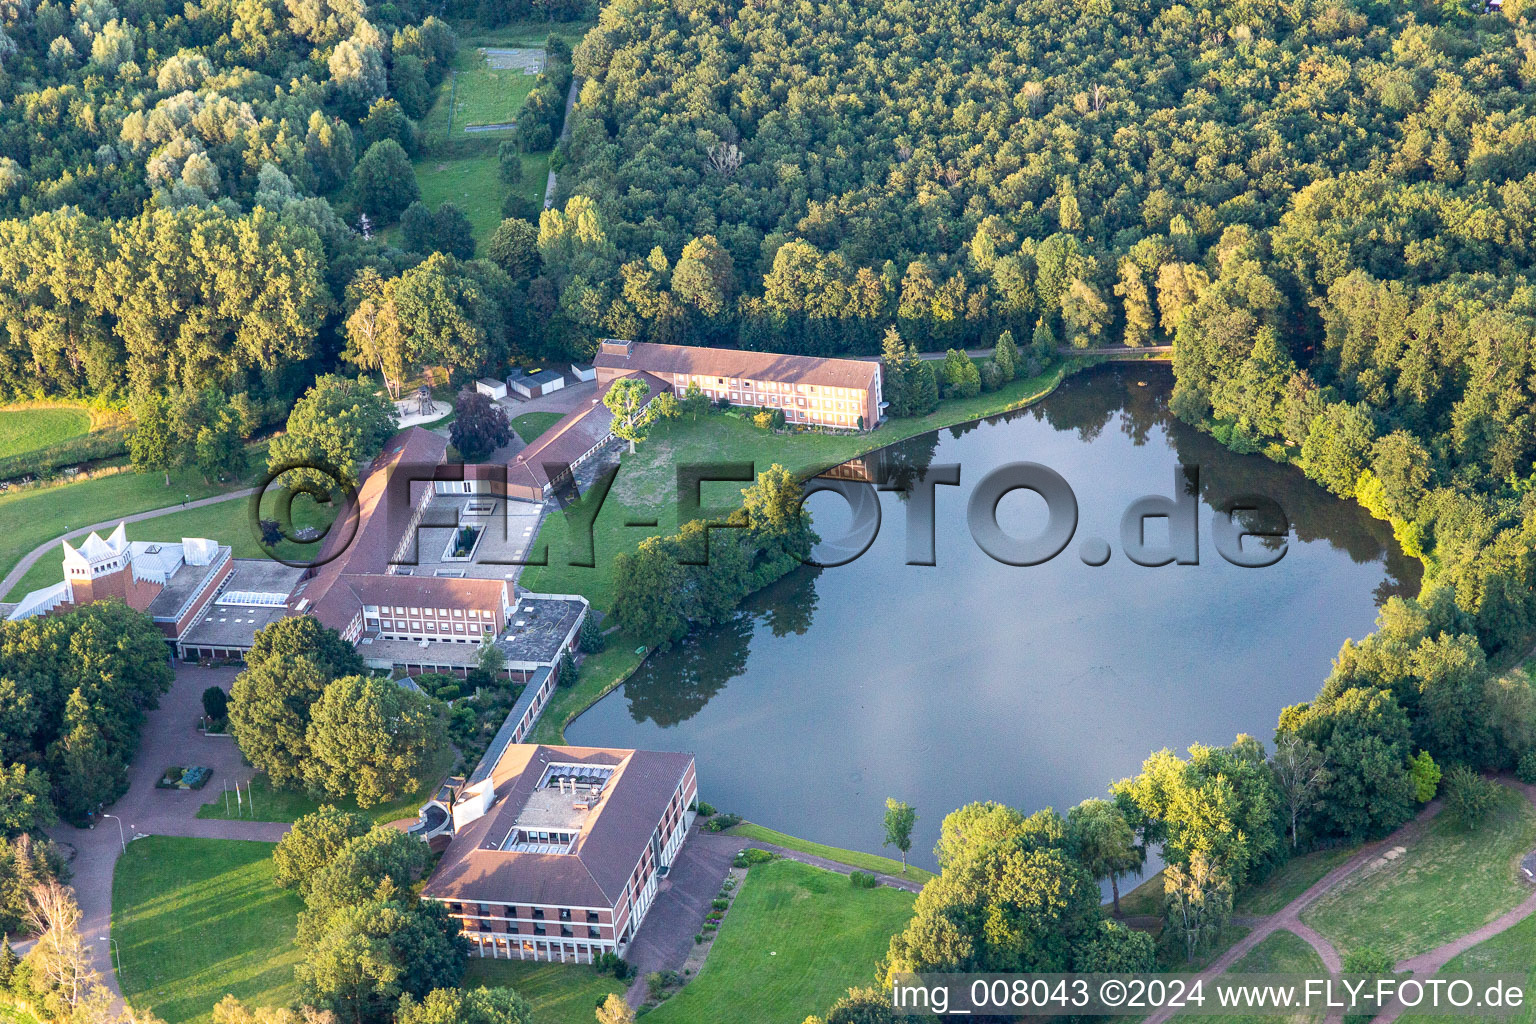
[0,461,262,601]
[404,26,560,254]
[643,860,915,1024]
[410,147,548,249]
[1400,913,1536,1024]
[726,823,936,885]
[1114,867,1165,917]
[0,406,92,459]
[520,362,1075,611]
[1236,846,1358,916]
[511,412,565,444]
[1301,785,1536,962]
[197,742,454,824]
[451,51,538,128]
[112,837,302,1024]
[1173,929,1326,1024]
[461,960,625,1024]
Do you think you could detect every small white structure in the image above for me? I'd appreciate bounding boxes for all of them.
[569,362,596,383]
[474,378,508,400]
[508,369,566,399]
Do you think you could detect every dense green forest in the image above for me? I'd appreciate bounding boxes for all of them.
[0,0,586,416]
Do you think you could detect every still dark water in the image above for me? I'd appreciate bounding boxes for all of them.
[568,365,1420,870]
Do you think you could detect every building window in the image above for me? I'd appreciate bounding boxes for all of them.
[587,911,599,923]
[533,908,544,919]
[558,909,571,921]
[533,925,545,936]
[588,927,601,939]
[560,926,573,938]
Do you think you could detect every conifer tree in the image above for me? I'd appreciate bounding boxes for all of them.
[907,344,939,414]
[880,327,911,417]
[993,329,1018,383]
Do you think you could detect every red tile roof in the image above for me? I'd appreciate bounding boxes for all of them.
[291,427,449,632]
[594,341,880,390]
[506,372,670,495]
[422,744,694,908]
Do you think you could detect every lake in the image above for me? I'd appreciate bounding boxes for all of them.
[566,364,1420,871]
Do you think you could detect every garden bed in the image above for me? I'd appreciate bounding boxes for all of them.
[156,765,212,790]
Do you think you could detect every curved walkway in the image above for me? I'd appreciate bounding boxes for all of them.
[1143,802,1445,1024]
[1371,781,1536,1024]
[46,665,288,1007]
[0,487,255,597]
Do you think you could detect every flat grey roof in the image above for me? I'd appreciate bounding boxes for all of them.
[222,558,307,594]
[145,547,230,619]
[180,603,288,650]
[494,597,584,666]
[513,369,564,386]
[359,637,482,668]
[396,493,541,580]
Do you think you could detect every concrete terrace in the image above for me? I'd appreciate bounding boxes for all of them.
[392,492,544,581]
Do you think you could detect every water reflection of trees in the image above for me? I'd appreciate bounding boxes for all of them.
[1162,412,1420,600]
[1038,365,1419,601]
[621,567,821,727]
[876,432,941,496]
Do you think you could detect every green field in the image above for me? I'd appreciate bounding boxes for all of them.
[1236,846,1358,916]
[511,412,564,444]
[1401,913,1536,1024]
[0,406,92,459]
[411,148,549,250]
[519,363,1071,611]
[112,837,302,1024]
[643,860,915,1024]
[405,26,566,253]
[1301,786,1536,962]
[1173,929,1326,1024]
[197,742,454,824]
[451,50,539,129]
[726,823,936,884]
[461,960,626,1024]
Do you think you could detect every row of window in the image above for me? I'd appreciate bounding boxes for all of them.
[679,374,861,398]
[450,903,600,923]
[373,605,493,617]
[463,920,600,939]
[378,619,494,633]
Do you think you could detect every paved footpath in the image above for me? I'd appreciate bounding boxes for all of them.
[0,488,256,597]
[45,664,289,1004]
[1143,802,1447,1024]
[1371,781,1536,1024]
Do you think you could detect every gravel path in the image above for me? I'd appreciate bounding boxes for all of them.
[1,487,256,598]
[1371,781,1536,1024]
[542,78,580,209]
[1142,802,1445,1024]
